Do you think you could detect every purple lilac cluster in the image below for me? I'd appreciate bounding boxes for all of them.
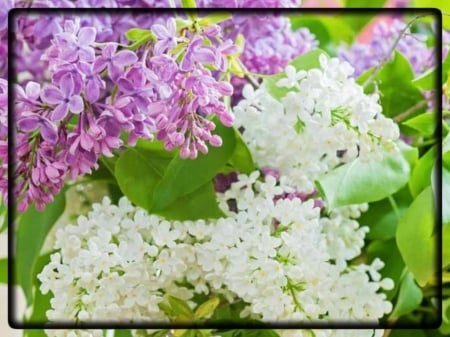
[338,18,434,77]
[198,0,317,102]
[8,12,239,211]
[0,0,317,212]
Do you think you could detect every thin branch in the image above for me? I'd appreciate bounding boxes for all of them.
[363,14,431,89]
[393,94,435,123]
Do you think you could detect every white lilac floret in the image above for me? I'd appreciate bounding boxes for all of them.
[234,54,400,192]
[38,173,393,326]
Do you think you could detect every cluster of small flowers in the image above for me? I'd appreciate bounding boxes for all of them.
[197,0,317,102]
[45,331,103,337]
[9,11,241,211]
[338,18,434,77]
[39,172,393,329]
[233,54,400,192]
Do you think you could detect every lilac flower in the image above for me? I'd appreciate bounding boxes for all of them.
[17,114,59,144]
[15,81,42,111]
[215,39,240,72]
[93,44,138,81]
[180,36,216,72]
[78,62,105,102]
[56,26,97,63]
[150,55,178,82]
[51,63,84,95]
[152,18,179,55]
[41,73,84,121]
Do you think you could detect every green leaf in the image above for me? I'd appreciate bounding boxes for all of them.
[24,330,48,337]
[366,207,407,241]
[167,295,194,320]
[375,51,426,121]
[242,330,280,337]
[409,146,436,197]
[367,239,405,300]
[344,0,387,7]
[396,186,437,287]
[16,188,67,305]
[389,329,427,337]
[443,167,450,225]
[289,16,355,52]
[402,112,437,137]
[444,53,450,84]
[440,298,450,335]
[156,182,225,220]
[227,129,255,174]
[442,167,450,224]
[152,121,236,212]
[198,13,231,26]
[411,0,450,29]
[158,302,178,317]
[290,16,331,46]
[443,224,450,268]
[115,147,171,212]
[264,49,328,101]
[0,200,6,233]
[316,143,417,209]
[173,330,188,337]
[125,28,154,42]
[0,258,6,284]
[115,330,133,337]
[412,68,436,91]
[390,271,423,319]
[181,0,197,7]
[211,301,247,323]
[194,297,220,320]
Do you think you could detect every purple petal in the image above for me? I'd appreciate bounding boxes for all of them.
[78,62,91,75]
[17,116,39,132]
[51,103,69,121]
[68,96,84,114]
[117,78,135,93]
[154,40,169,56]
[80,133,94,151]
[79,47,95,63]
[41,86,63,104]
[103,43,117,58]
[93,57,108,73]
[60,48,78,63]
[114,96,132,109]
[78,27,96,45]
[45,166,60,179]
[60,74,74,97]
[39,119,59,144]
[151,24,170,39]
[180,52,194,72]
[112,50,137,67]
[167,18,176,35]
[25,81,40,100]
[194,48,216,64]
[86,80,100,102]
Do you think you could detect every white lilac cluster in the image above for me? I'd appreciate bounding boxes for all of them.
[233,54,400,192]
[44,331,103,337]
[38,172,392,332]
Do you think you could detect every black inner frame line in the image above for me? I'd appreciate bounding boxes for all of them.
[7,6,443,330]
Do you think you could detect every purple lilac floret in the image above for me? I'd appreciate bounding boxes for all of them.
[338,18,434,78]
